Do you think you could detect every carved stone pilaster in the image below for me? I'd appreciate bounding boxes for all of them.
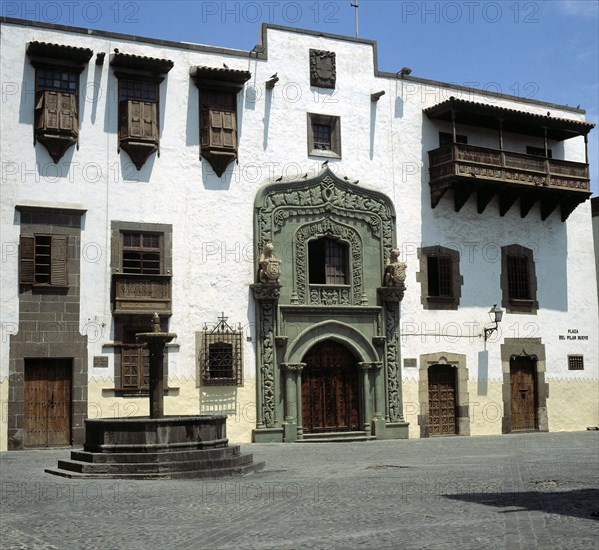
[281,363,305,443]
[378,287,404,423]
[251,283,281,429]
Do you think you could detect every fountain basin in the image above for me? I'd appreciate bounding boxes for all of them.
[84,415,228,453]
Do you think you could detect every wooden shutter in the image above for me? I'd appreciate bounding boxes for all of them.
[222,111,236,148]
[59,93,77,133]
[127,100,143,138]
[210,110,223,146]
[50,235,68,286]
[141,102,157,139]
[43,91,60,131]
[20,235,35,285]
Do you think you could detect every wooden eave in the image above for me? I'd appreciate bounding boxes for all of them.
[190,66,251,91]
[424,97,594,141]
[27,40,93,69]
[110,52,174,75]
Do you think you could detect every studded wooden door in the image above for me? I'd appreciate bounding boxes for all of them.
[428,364,457,436]
[510,356,537,430]
[301,341,360,433]
[24,359,71,447]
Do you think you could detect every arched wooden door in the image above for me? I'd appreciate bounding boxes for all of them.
[510,355,537,430]
[301,341,361,433]
[428,364,457,436]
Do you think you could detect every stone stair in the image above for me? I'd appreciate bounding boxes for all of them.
[45,444,264,479]
[295,431,376,443]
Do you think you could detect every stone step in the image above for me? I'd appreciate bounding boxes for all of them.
[70,445,241,464]
[55,453,255,475]
[296,431,376,443]
[45,460,265,480]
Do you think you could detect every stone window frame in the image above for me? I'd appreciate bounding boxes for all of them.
[501,244,538,314]
[307,113,341,159]
[418,352,470,438]
[417,245,463,310]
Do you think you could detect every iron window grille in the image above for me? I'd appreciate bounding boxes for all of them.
[507,255,531,300]
[201,313,243,386]
[427,255,453,297]
[309,238,348,285]
[568,355,584,371]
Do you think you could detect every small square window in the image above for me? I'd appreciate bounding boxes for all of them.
[568,355,584,370]
[198,314,243,386]
[307,113,341,158]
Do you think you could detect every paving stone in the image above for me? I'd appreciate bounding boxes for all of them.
[0,432,597,549]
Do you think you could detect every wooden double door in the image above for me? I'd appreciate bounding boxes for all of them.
[510,356,537,430]
[301,341,361,433]
[428,364,457,436]
[24,359,72,447]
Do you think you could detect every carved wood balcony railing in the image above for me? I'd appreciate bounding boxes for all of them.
[113,274,172,315]
[428,144,590,220]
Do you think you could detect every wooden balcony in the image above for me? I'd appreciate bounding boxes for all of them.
[113,274,171,315]
[428,143,590,220]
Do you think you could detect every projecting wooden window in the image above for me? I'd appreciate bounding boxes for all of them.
[418,246,462,310]
[568,355,584,371]
[201,91,237,152]
[439,132,468,146]
[19,234,68,287]
[307,113,341,158]
[309,238,348,285]
[501,245,538,314]
[121,232,161,274]
[199,314,243,386]
[27,41,92,163]
[111,52,173,170]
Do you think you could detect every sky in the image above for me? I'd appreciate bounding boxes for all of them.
[3,0,598,195]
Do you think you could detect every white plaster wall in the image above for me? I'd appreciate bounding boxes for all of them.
[1,21,597,446]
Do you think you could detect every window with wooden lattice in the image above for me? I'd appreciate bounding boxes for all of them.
[19,234,68,287]
[27,41,93,163]
[199,314,243,386]
[308,237,348,285]
[191,65,251,177]
[111,52,173,170]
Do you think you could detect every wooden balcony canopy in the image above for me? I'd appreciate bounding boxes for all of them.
[110,52,174,76]
[425,98,594,221]
[424,97,594,141]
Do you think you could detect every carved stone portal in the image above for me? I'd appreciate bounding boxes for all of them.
[310,49,336,89]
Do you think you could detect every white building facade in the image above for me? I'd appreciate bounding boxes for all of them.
[0,17,597,450]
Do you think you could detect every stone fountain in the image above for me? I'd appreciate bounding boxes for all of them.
[46,313,264,479]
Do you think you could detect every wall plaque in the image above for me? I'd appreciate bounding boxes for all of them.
[93,356,108,369]
[404,358,417,369]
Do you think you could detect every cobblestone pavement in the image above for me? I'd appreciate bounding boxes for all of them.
[1,431,598,549]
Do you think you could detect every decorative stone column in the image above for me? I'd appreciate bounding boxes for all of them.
[295,364,304,440]
[378,284,410,439]
[281,363,305,442]
[251,283,280,436]
[358,362,372,437]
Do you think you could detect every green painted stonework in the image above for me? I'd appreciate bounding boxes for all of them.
[252,169,408,442]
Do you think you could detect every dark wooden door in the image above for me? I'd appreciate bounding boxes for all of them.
[510,356,537,430]
[301,341,360,433]
[428,364,457,436]
[24,359,71,447]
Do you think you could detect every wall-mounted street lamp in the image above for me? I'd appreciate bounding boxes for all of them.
[484,304,504,341]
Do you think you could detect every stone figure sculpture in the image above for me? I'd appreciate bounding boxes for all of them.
[258,242,281,284]
[384,249,407,287]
